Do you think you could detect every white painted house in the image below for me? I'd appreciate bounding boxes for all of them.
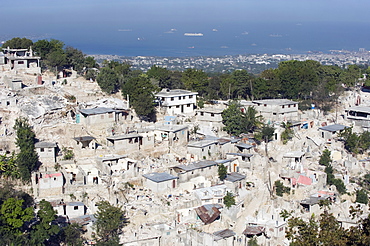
[156,89,198,115]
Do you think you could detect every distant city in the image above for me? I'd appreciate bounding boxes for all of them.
[92,49,370,74]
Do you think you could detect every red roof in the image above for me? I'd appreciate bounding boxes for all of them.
[297,175,312,185]
[44,173,63,178]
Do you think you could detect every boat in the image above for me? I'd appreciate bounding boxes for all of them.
[184,33,203,37]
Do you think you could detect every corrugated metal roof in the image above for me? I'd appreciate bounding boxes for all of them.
[226,153,253,158]
[283,151,305,158]
[143,172,178,183]
[213,229,236,241]
[235,143,253,149]
[346,106,370,114]
[35,142,57,148]
[243,226,265,236]
[73,136,95,142]
[319,124,348,132]
[195,204,222,225]
[79,107,116,116]
[175,160,217,172]
[188,139,218,148]
[225,172,246,182]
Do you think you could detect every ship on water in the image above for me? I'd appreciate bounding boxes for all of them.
[184,33,204,37]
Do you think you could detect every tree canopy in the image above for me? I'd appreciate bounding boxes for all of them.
[13,117,39,182]
[94,201,129,245]
[2,37,33,49]
[222,101,262,136]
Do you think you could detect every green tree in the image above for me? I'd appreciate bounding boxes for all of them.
[13,117,39,182]
[356,189,368,204]
[319,149,332,166]
[0,152,20,179]
[63,223,84,246]
[274,180,290,197]
[94,201,129,246]
[325,165,346,195]
[181,68,208,96]
[223,192,235,209]
[30,199,60,245]
[2,37,33,49]
[146,65,171,88]
[218,163,227,181]
[96,67,119,94]
[222,101,262,136]
[280,121,294,144]
[65,46,85,72]
[121,75,158,119]
[0,198,33,235]
[247,236,259,246]
[256,124,275,143]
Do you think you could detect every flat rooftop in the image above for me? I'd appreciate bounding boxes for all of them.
[155,89,198,97]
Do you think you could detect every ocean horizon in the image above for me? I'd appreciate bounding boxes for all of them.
[2,21,370,57]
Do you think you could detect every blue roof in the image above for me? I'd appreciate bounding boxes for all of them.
[143,172,178,183]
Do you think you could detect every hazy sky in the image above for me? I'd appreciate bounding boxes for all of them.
[3,0,370,26]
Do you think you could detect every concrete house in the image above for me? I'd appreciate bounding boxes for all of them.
[0,94,17,108]
[78,164,100,185]
[197,107,224,133]
[194,185,228,205]
[96,155,139,178]
[172,160,218,182]
[62,163,84,185]
[252,99,299,122]
[33,172,65,197]
[156,89,198,115]
[224,172,246,195]
[65,202,86,219]
[1,47,41,74]
[188,139,219,160]
[154,124,189,147]
[142,172,179,193]
[283,151,305,170]
[106,133,143,154]
[35,142,58,164]
[319,124,348,143]
[73,136,98,149]
[76,107,128,127]
[226,153,253,171]
[345,106,370,129]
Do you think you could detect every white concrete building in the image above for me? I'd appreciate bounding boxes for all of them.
[35,142,58,164]
[142,172,179,193]
[156,89,198,115]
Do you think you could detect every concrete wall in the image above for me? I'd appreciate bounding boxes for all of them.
[66,204,85,218]
[188,144,219,160]
[36,147,56,164]
[36,173,64,197]
[107,137,142,154]
[144,179,177,193]
[80,112,116,126]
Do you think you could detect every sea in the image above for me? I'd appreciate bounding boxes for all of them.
[2,21,370,57]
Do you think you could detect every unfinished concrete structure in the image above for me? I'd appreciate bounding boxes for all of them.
[1,47,41,74]
[106,133,144,154]
[155,89,198,115]
[345,106,370,129]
